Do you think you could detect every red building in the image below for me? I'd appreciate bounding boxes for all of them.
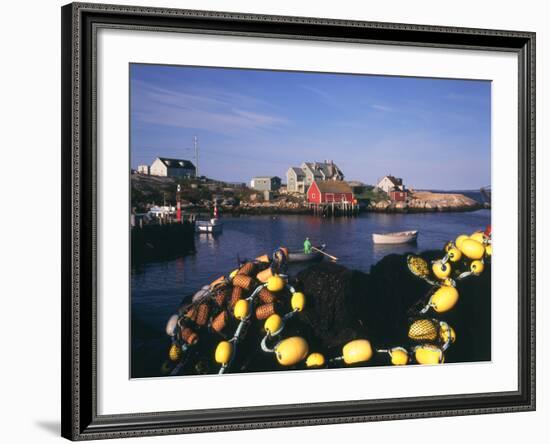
[307,180,354,204]
[389,189,408,202]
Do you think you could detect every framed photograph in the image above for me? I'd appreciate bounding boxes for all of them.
[61,2,535,440]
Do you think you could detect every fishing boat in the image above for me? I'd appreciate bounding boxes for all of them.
[195,218,223,234]
[372,230,418,245]
[287,244,326,263]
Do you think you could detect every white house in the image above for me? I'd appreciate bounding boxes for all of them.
[150,157,196,178]
[375,175,405,194]
[286,160,344,193]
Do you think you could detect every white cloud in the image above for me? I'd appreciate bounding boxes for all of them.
[132,80,289,135]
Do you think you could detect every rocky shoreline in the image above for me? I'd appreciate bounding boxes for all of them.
[223,191,484,215]
[368,191,484,213]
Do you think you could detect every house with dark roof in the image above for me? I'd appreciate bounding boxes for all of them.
[286,160,344,193]
[375,175,405,194]
[150,157,196,178]
[307,180,354,204]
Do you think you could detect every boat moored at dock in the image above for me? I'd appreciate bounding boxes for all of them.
[195,218,223,234]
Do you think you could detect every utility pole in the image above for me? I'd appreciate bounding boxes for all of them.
[194,136,199,178]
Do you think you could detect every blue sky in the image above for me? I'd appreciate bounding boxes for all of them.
[130,64,491,190]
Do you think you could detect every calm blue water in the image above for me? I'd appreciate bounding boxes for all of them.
[131,209,490,377]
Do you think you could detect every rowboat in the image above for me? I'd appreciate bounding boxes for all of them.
[287,244,326,263]
[372,230,418,245]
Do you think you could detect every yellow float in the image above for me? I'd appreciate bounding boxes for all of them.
[447,247,462,262]
[470,232,486,244]
[291,292,306,312]
[415,345,444,364]
[429,286,459,313]
[439,322,456,344]
[264,314,283,335]
[485,244,492,256]
[470,260,485,275]
[215,341,233,365]
[306,352,326,368]
[455,234,469,250]
[342,339,373,365]
[168,343,182,362]
[432,261,451,279]
[274,337,309,366]
[266,275,286,292]
[458,238,485,260]
[233,299,250,320]
[389,347,409,365]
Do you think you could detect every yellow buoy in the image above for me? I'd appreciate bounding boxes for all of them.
[415,345,444,364]
[168,343,182,362]
[432,261,451,279]
[342,339,373,365]
[389,347,409,365]
[439,322,456,344]
[306,352,325,368]
[267,275,286,292]
[444,241,454,253]
[233,299,250,320]
[408,319,438,341]
[264,314,283,334]
[229,269,239,279]
[429,286,459,313]
[458,238,485,260]
[470,232,486,244]
[470,260,485,275]
[215,341,233,365]
[455,234,469,250]
[447,247,462,262]
[485,244,492,257]
[291,292,306,312]
[274,337,309,366]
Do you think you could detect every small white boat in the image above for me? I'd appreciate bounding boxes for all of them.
[372,230,418,245]
[195,218,223,234]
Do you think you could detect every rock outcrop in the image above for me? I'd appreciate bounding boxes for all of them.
[369,191,482,213]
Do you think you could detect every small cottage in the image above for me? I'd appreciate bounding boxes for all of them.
[150,157,196,178]
[375,175,405,194]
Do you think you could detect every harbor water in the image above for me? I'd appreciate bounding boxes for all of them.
[131,208,490,377]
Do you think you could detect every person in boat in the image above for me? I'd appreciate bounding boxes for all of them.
[303,237,312,254]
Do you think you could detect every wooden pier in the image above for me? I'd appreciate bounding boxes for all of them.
[309,201,359,217]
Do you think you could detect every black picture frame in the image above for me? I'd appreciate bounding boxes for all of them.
[61,2,536,440]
